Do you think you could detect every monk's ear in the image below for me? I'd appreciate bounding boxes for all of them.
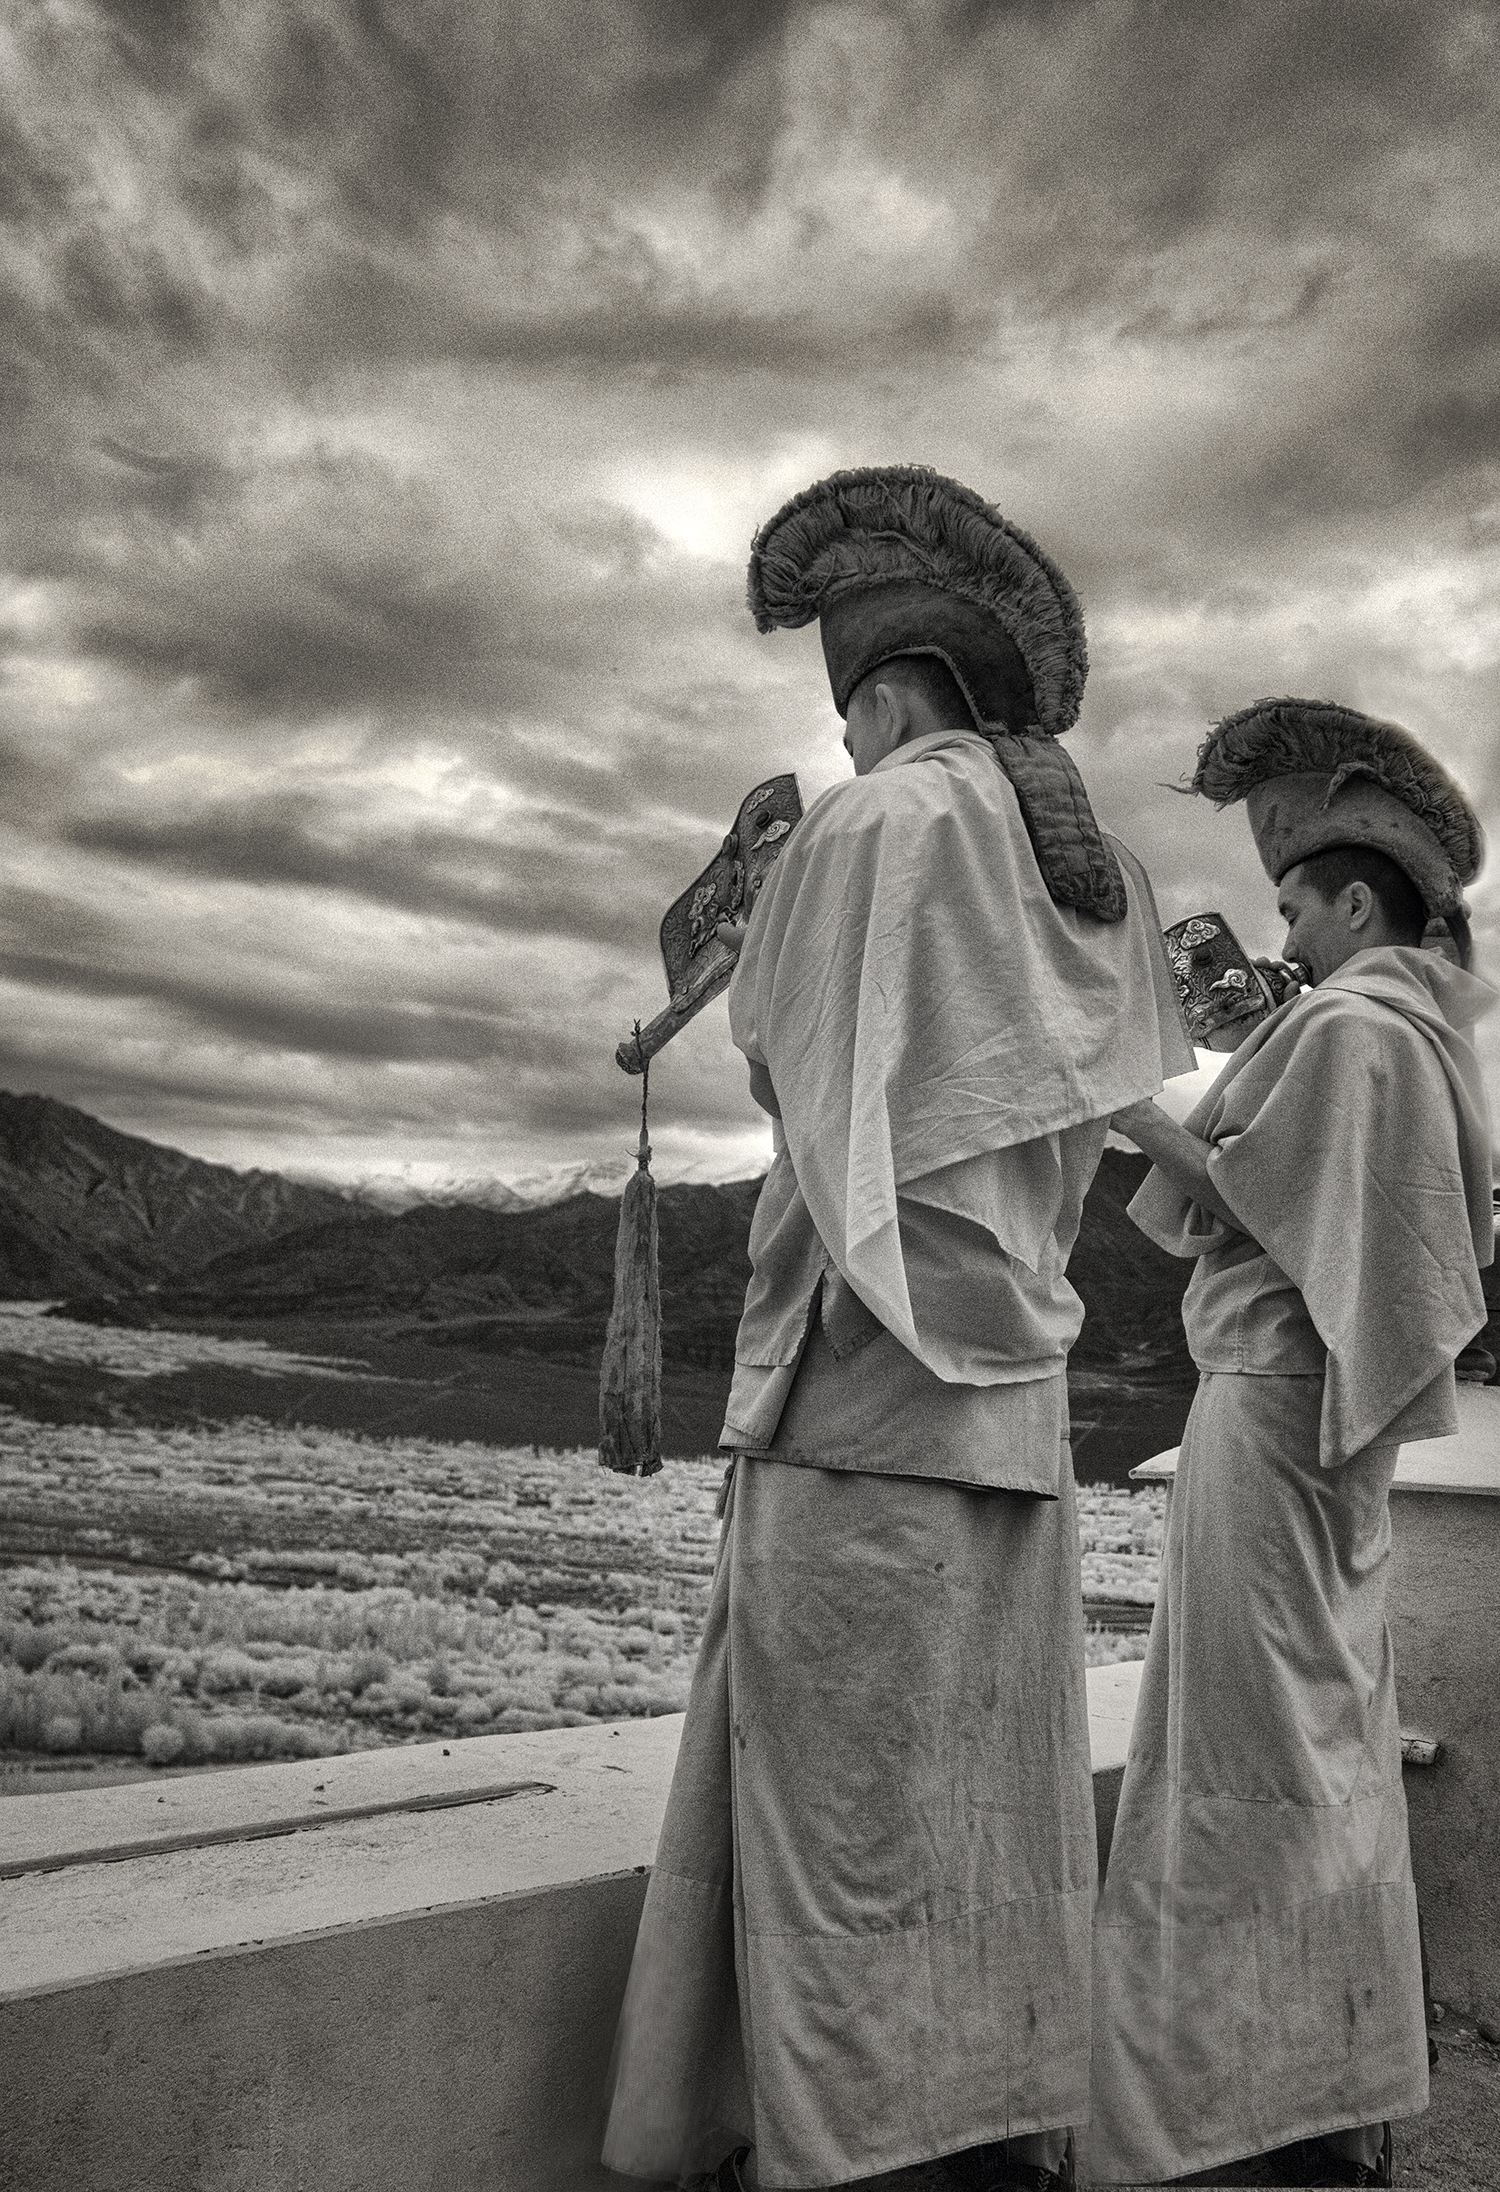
[873,680,906,749]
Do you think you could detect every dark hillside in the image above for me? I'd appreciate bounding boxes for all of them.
[0,1091,365,1296]
[63,1156,1191,1381]
[69,1180,763,1372]
[1066,1149,1195,1378]
[0,1095,1220,1470]
[50,1146,1203,1476]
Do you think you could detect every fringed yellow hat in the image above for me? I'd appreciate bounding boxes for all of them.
[1193,698,1484,921]
[747,465,1127,920]
[749,463,1087,737]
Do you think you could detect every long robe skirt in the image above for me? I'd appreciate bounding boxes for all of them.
[1084,1372,1429,2186]
[602,1455,1097,2190]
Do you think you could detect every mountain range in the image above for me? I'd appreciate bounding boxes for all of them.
[0,1089,1212,1472]
[80,1176,770,1371]
[0,1092,366,1298]
[339,1153,751,1214]
[0,1087,1193,1379]
[5,1087,1492,1472]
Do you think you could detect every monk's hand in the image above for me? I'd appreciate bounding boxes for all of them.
[1254,956,1307,1006]
[1111,1098,1247,1235]
[717,868,769,959]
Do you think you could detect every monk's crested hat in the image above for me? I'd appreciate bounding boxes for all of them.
[747,464,1086,738]
[747,465,1126,919]
[1193,697,1484,920]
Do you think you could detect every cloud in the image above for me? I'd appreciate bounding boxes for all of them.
[0,880,519,1064]
[59,796,689,947]
[0,0,1497,1181]
[69,452,502,711]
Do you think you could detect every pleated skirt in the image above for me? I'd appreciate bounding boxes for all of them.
[602,1453,1096,2190]
[1084,1372,1428,2185]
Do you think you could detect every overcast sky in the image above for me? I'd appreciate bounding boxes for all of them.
[3,0,1498,1191]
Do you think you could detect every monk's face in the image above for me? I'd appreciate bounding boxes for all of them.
[1277,864,1369,984]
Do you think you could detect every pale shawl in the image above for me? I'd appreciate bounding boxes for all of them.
[728,729,1193,1379]
[1129,946,1495,1466]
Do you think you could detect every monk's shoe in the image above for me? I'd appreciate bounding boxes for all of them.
[981,2130,1076,2190]
[1296,2122,1392,2187]
[681,2148,753,2192]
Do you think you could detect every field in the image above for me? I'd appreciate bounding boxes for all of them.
[0,1309,1164,1781]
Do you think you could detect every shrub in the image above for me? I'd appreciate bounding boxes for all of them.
[257,1666,309,1700]
[348,1649,391,1696]
[42,1713,82,1753]
[198,1650,259,1695]
[142,1722,186,1766]
[50,1643,119,1676]
[203,1712,327,1762]
[1084,1631,1150,1667]
[8,1624,68,1674]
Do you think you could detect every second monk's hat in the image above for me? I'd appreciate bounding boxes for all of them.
[747,465,1126,919]
[1192,697,1484,922]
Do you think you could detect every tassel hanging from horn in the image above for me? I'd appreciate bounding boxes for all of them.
[599,1028,662,1477]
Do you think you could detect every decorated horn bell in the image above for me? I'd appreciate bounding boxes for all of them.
[659,774,802,1002]
[618,772,803,1073]
[1163,911,1297,1052]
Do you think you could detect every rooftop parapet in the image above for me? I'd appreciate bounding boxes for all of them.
[2,1674,1140,2192]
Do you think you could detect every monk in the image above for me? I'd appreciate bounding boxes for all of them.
[602,467,1192,2192]
[1087,699,1494,2189]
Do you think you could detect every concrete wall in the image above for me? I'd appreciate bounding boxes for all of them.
[4,1872,650,2192]
[1387,1398,1500,2027]
[1,1672,1142,2192]
[1,1718,675,2192]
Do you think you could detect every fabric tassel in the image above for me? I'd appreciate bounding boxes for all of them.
[599,1032,662,1477]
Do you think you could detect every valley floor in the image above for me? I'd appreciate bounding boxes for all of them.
[0,1310,1170,1780]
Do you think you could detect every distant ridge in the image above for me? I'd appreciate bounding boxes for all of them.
[0,1086,1213,1389]
[344,1156,654,1214]
[0,1091,367,1297]
[312,1152,772,1214]
[67,1179,768,1372]
[1065,1149,1197,1375]
[50,1125,1196,1383]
